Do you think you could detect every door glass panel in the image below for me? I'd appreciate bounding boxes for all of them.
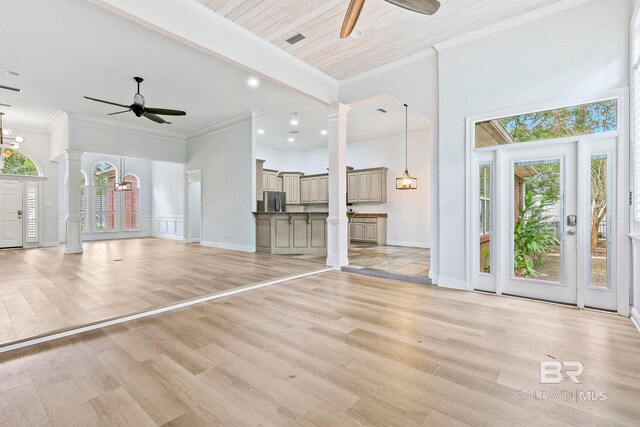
[479,163,492,273]
[590,154,609,288]
[513,159,562,283]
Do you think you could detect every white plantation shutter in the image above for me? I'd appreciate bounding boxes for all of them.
[80,185,88,232]
[25,182,39,243]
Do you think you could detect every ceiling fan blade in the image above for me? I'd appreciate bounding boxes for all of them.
[143,112,171,124]
[383,0,440,15]
[144,107,186,116]
[340,0,365,39]
[84,96,130,109]
[107,109,131,116]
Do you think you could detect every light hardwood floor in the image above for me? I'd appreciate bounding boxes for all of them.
[0,238,325,346]
[0,271,638,426]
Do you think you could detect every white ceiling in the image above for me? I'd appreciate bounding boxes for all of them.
[196,0,566,79]
[0,0,327,134]
[256,94,429,150]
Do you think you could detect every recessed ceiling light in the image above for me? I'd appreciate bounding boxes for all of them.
[247,77,260,88]
[350,30,364,39]
[321,129,328,136]
[257,129,265,135]
[288,137,295,142]
[290,113,299,126]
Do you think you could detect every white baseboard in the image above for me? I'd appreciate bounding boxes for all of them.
[386,240,431,249]
[152,232,185,241]
[201,241,256,253]
[632,307,640,334]
[437,277,469,290]
[41,242,60,248]
[82,232,151,242]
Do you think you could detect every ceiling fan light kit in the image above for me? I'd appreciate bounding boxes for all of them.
[84,77,187,125]
[340,0,441,38]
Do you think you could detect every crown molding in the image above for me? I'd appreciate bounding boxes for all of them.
[187,110,253,141]
[339,48,438,87]
[433,0,594,52]
[46,110,69,134]
[65,111,186,142]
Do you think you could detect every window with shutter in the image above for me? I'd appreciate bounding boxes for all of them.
[123,174,140,230]
[93,162,118,231]
[25,183,38,243]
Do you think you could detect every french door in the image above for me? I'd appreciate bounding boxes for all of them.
[474,137,617,311]
[0,179,23,248]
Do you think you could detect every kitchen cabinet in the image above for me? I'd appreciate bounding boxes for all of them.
[280,172,303,205]
[263,169,279,192]
[347,168,387,204]
[350,215,387,245]
[300,174,329,204]
[277,176,283,192]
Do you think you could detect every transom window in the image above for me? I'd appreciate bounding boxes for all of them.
[0,149,39,176]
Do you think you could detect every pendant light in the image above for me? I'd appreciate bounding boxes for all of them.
[114,157,132,192]
[396,104,417,190]
[0,112,25,149]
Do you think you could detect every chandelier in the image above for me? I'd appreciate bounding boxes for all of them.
[0,112,25,149]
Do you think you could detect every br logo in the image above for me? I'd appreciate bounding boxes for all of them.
[540,361,584,384]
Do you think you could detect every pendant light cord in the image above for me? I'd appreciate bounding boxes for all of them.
[404,104,408,172]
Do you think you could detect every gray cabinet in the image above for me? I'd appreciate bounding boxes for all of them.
[280,172,303,205]
[347,168,387,204]
[300,174,329,205]
[263,169,279,192]
[350,216,387,245]
[256,160,265,201]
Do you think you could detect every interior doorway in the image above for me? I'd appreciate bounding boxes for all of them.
[0,179,23,248]
[186,170,202,244]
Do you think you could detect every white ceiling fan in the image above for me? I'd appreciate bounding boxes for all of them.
[340,0,441,38]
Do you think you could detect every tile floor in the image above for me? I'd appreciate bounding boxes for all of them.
[294,243,430,279]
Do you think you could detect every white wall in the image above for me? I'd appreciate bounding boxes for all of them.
[256,129,431,247]
[80,153,152,240]
[436,0,631,288]
[151,161,185,240]
[187,121,255,251]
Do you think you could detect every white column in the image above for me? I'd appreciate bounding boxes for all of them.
[326,103,351,269]
[65,149,84,254]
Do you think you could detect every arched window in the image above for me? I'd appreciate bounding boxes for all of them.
[93,162,118,231]
[80,171,89,233]
[0,149,39,176]
[123,174,140,230]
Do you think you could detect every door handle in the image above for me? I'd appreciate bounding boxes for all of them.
[17,210,22,215]
[567,229,576,236]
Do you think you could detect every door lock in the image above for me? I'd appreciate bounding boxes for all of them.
[567,215,577,227]
[567,229,576,236]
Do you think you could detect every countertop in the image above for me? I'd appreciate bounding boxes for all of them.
[349,213,388,218]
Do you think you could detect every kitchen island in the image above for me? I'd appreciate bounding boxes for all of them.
[254,212,328,255]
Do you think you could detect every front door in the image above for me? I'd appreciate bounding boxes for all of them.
[474,137,617,311]
[500,143,578,305]
[0,179,23,248]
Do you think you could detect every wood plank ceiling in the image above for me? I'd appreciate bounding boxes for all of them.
[195,0,565,80]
